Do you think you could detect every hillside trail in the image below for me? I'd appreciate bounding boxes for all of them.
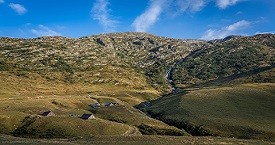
[122,126,141,136]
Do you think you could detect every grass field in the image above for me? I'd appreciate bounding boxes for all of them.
[13,117,132,138]
[0,134,274,145]
[1,71,275,141]
[146,83,275,141]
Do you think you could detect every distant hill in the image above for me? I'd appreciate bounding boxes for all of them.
[172,34,275,88]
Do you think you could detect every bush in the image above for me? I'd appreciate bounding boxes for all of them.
[0,60,11,71]
[15,70,28,77]
[137,123,184,136]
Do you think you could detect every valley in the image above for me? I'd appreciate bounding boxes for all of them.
[0,32,274,144]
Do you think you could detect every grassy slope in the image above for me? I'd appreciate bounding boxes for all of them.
[0,70,159,104]
[147,83,275,140]
[13,117,132,138]
[91,105,187,136]
[0,71,184,138]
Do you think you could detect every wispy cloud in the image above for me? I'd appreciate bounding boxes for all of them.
[31,25,62,37]
[133,0,165,32]
[0,0,4,4]
[216,0,240,9]
[174,0,207,12]
[255,31,275,35]
[201,20,250,40]
[9,3,27,15]
[92,0,118,32]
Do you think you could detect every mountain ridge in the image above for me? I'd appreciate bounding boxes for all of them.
[0,32,210,92]
[1,32,275,92]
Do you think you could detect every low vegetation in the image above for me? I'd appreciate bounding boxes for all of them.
[137,124,185,136]
[172,34,275,88]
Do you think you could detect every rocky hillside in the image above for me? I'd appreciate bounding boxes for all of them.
[172,34,275,88]
[1,33,275,91]
[0,32,207,92]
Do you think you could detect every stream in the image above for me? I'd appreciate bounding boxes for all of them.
[165,59,185,92]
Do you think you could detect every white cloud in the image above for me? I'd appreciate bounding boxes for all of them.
[133,0,165,32]
[175,0,241,11]
[92,0,118,32]
[31,25,62,37]
[255,31,275,35]
[216,0,240,9]
[175,0,207,12]
[9,3,27,15]
[0,0,4,4]
[201,20,250,40]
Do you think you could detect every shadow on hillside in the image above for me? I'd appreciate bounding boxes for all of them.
[188,63,275,88]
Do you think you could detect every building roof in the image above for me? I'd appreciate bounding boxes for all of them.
[41,111,55,116]
[91,103,101,108]
[81,114,95,120]
[102,102,114,107]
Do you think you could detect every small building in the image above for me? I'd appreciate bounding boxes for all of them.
[41,111,55,117]
[81,114,95,120]
[102,102,114,107]
[90,103,101,108]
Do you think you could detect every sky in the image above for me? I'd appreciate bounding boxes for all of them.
[0,0,274,40]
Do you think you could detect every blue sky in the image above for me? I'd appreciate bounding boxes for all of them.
[0,0,274,39]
